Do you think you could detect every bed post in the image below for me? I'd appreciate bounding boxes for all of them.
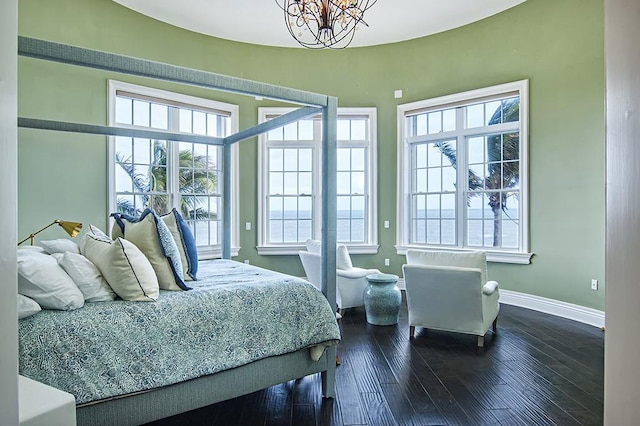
[222,140,232,260]
[320,96,338,398]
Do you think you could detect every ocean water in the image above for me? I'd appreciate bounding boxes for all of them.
[269,209,520,248]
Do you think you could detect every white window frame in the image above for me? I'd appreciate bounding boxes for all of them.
[396,80,532,264]
[257,107,378,255]
[107,80,240,259]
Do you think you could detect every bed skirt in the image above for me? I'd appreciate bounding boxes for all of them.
[76,346,335,426]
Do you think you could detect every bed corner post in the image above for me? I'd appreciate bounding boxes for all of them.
[222,140,232,260]
[320,96,338,399]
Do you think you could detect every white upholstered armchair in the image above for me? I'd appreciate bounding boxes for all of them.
[402,249,500,347]
[299,240,380,311]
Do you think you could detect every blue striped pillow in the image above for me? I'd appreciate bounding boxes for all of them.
[161,208,198,281]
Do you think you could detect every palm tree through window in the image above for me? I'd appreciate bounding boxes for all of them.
[110,82,236,252]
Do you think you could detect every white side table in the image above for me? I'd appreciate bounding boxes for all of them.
[19,375,76,426]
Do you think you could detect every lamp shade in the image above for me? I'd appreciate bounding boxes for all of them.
[58,220,83,238]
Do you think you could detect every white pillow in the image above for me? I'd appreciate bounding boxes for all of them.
[336,244,353,270]
[18,294,41,319]
[17,245,47,255]
[305,239,353,270]
[83,235,159,302]
[56,252,117,302]
[17,251,84,311]
[39,239,80,255]
[111,210,188,291]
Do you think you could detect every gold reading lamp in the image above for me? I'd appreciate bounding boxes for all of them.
[17,219,83,246]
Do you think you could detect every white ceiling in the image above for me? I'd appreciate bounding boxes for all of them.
[113,0,526,48]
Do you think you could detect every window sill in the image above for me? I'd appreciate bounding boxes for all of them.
[395,245,533,264]
[257,244,379,256]
[198,246,240,260]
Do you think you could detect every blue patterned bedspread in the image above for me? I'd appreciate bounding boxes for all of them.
[18,260,340,405]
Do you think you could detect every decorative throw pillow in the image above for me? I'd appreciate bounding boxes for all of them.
[111,210,189,291]
[18,294,41,319]
[305,239,353,270]
[111,220,123,240]
[39,239,80,255]
[56,252,117,302]
[78,224,111,255]
[161,208,198,281]
[83,234,159,302]
[17,251,84,311]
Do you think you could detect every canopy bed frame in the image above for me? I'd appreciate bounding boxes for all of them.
[17,36,338,426]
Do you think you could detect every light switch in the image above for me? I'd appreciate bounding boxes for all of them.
[384,220,390,229]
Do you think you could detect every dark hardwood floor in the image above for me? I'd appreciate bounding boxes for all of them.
[148,297,604,426]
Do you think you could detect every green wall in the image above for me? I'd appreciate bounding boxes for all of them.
[17,0,605,310]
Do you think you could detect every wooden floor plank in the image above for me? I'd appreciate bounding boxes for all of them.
[147,299,604,426]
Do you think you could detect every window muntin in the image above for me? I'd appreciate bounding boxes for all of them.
[410,140,457,246]
[268,147,314,244]
[258,108,377,254]
[109,81,238,257]
[398,81,528,260]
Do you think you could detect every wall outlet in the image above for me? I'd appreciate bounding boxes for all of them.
[245,222,251,231]
[591,279,598,291]
[244,259,250,265]
[384,258,390,266]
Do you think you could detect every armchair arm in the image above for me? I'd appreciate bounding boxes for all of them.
[337,267,381,280]
[482,280,499,296]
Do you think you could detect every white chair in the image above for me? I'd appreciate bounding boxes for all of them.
[299,240,380,312]
[402,249,500,347]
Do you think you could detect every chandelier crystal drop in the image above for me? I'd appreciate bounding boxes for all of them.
[276,0,377,49]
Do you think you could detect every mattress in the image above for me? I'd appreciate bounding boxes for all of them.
[18,259,341,404]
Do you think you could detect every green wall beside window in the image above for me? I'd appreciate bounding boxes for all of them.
[18,0,605,310]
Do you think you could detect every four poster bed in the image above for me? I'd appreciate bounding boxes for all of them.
[16,36,340,426]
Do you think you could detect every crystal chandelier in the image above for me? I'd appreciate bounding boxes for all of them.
[276,0,377,49]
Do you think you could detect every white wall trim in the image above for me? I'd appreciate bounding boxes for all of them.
[396,279,605,328]
[498,289,605,328]
[396,79,530,255]
[257,107,378,250]
[397,278,406,290]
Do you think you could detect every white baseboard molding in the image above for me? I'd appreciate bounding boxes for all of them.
[396,279,605,328]
[397,278,406,290]
[498,290,605,328]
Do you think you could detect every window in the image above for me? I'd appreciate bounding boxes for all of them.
[108,81,239,258]
[258,107,378,255]
[397,80,531,264]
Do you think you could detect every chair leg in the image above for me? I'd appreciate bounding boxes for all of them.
[477,335,485,348]
[492,316,498,333]
[409,326,415,340]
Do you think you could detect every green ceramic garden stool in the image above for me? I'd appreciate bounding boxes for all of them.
[364,273,401,326]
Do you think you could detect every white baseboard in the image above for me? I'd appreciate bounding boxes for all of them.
[396,279,605,328]
[499,290,605,328]
[397,278,406,290]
